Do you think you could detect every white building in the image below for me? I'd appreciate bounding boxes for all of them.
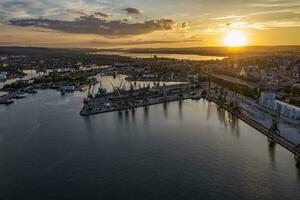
[259,91,300,120]
[0,72,7,80]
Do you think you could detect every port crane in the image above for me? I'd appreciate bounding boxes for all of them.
[111,80,123,97]
[227,91,241,113]
[83,77,97,108]
[268,104,281,146]
[217,88,228,108]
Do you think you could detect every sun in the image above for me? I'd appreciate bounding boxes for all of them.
[224,30,247,47]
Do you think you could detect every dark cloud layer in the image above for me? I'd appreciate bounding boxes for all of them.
[124,7,143,15]
[94,12,110,18]
[66,9,86,16]
[8,15,176,36]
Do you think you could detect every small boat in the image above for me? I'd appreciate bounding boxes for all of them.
[191,93,201,100]
[61,89,66,96]
[12,94,26,99]
[27,90,38,94]
[25,88,38,94]
[0,98,14,105]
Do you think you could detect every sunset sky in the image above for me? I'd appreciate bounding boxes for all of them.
[0,0,300,48]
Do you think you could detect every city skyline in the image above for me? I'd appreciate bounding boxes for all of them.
[0,0,300,48]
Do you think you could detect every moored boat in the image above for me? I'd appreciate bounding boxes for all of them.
[0,98,14,105]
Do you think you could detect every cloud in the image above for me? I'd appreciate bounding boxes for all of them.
[90,38,201,46]
[182,22,189,29]
[8,15,176,36]
[66,9,86,16]
[1,1,28,9]
[212,9,295,21]
[124,7,143,15]
[245,20,300,29]
[94,12,110,18]
[66,9,111,19]
[246,0,300,8]
[212,15,243,20]
[0,0,110,21]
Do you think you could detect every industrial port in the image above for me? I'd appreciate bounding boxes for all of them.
[79,76,300,168]
[1,47,300,169]
[80,79,199,116]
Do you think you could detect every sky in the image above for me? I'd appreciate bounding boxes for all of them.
[0,0,300,48]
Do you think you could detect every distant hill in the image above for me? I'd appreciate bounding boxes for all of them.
[125,46,300,57]
[1,46,300,57]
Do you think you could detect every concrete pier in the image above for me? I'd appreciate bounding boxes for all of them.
[205,90,299,167]
[80,83,194,116]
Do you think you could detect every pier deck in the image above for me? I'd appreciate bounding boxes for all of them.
[80,83,194,116]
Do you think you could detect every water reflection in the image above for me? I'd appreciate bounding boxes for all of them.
[131,108,136,123]
[163,102,168,118]
[178,101,183,120]
[205,103,242,138]
[124,110,131,133]
[206,101,212,120]
[92,51,226,61]
[228,113,240,138]
[1,85,299,199]
[83,116,97,145]
[143,106,149,124]
[124,109,130,123]
[117,111,123,123]
[268,145,276,166]
[217,107,228,128]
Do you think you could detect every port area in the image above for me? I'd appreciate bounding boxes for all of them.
[80,83,199,116]
[202,86,300,166]
[0,86,38,104]
[80,80,300,166]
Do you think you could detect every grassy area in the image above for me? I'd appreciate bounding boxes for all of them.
[33,70,94,85]
[214,70,259,83]
[211,76,259,99]
[2,70,99,91]
[283,86,300,96]
[289,100,300,107]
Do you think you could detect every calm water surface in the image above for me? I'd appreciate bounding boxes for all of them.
[93,51,226,61]
[0,77,299,200]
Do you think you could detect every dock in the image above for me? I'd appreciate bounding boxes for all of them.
[80,83,195,116]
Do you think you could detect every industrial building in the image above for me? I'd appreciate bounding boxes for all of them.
[259,91,300,120]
